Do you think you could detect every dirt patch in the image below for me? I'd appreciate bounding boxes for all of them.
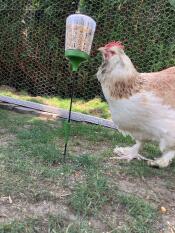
[69,138,112,155]
[0,198,132,233]
[0,200,77,223]
[110,175,175,233]
[0,132,16,147]
[92,204,131,232]
[162,215,175,233]
[116,178,175,204]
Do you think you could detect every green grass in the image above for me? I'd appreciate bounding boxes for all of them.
[0,109,174,232]
[70,169,157,232]
[0,86,110,119]
[0,216,96,233]
[116,193,156,233]
[70,171,111,215]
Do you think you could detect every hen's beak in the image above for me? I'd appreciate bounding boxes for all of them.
[98,47,105,53]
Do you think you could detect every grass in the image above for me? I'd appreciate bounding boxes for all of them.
[0,109,175,232]
[70,171,110,215]
[0,216,96,233]
[0,85,110,119]
[70,169,158,232]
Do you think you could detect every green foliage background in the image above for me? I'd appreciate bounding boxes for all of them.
[0,0,174,99]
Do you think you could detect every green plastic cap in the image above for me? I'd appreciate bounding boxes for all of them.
[65,49,89,72]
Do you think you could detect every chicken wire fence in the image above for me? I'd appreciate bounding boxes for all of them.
[0,0,175,112]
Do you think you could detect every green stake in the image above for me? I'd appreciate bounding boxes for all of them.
[63,50,89,162]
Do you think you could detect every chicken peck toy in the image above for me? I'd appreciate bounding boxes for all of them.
[63,13,96,162]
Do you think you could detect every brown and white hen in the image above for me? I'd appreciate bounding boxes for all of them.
[97,41,175,168]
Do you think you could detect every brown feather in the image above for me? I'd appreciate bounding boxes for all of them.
[108,77,143,99]
[107,66,175,109]
[141,67,175,109]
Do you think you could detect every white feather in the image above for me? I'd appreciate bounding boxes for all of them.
[106,91,175,149]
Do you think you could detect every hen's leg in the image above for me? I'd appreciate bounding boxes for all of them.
[113,141,151,161]
[148,150,175,168]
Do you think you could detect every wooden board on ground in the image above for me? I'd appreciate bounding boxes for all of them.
[0,96,116,129]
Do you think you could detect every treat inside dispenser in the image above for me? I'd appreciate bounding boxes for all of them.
[65,14,96,71]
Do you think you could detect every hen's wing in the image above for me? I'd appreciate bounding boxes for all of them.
[141,67,175,109]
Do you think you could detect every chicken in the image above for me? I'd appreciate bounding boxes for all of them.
[97,41,175,168]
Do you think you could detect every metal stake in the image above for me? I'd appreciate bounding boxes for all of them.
[63,74,75,162]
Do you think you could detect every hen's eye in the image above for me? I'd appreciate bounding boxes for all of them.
[110,51,116,56]
[104,50,116,59]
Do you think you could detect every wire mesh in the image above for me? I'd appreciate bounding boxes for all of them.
[0,0,175,112]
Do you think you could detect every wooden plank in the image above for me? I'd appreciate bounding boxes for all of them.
[0,102,59,119]
[0,96,117,129]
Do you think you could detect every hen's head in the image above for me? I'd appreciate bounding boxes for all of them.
[98,41,125,60]
[97,41,138,84]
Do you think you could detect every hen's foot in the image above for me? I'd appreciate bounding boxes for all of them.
[147,158,171,168]
[113,146,152,162]
[147,151,175,168]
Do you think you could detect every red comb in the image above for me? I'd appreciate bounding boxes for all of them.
[105,41,125,49]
